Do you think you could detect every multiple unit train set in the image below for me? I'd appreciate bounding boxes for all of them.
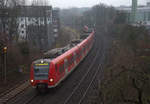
[30,28,95,92]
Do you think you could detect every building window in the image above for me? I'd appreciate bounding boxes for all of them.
[22,31,24,34]
[144,12,146,21]
[40,18,43,21]
[21,24,24,28]
[28,18,31,21]
[148,12,150,21]
[21,18,24,21]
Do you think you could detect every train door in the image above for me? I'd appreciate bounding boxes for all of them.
[58,61,65,79]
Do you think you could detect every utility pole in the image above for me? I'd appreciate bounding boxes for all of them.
[3,46,7,83]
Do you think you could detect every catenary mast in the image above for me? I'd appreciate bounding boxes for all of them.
[131,0,137,23]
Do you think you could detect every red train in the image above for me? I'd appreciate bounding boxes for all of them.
[30,30,94,91]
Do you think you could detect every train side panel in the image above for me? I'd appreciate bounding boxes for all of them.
[30,31,95,88]
[50,31,94,87]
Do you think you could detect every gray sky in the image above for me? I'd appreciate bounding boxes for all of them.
[28,0,147,8]
[50,0,147,8]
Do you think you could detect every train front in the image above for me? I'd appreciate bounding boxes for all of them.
[30,59,54,91]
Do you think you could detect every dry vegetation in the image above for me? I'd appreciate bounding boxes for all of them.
[0,26,80,81]
[98,25,150,104]
[54,26,80,48]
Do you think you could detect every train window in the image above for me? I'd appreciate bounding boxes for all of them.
[69,56,72,66]
[55,64,57,70]
[64,59,68,69]
[78,51,81,58]
[71,55,74,64]
[81,48,83,55]
[71,56,73,64]
[69,54,74,66]
[87,43,89,49]
[76,50,80,59]
[62,63,64,72]
[81,48,84,55]
[74,52,76,61]
[59,62,64,73]
[85,45,87,50]
[59,65,61,73]
[83,46,85,52]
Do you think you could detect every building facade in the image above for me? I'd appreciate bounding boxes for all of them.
[0,5,57,49]
[117,2,150,26]
[52,8,60,40]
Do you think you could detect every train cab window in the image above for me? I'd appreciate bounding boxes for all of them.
[34,63,50,80]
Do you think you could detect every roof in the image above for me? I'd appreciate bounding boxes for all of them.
[17,6,52,17]
[0,6,52,17]
[116,6,150,13]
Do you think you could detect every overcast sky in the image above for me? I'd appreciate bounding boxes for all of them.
[50,0,147,8]
[28,0,148,8]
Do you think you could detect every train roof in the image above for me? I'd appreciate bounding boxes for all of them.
[33,59,52,64]
[52,31,94,64]
[44,39,82,59]
[52,45,78,64]
[42,30,94,64]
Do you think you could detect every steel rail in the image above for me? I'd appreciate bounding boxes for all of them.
[63,42,101,104]
[78,53,104,104]
[24,36,99,104]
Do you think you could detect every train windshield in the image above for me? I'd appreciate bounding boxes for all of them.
[34,63,50,80]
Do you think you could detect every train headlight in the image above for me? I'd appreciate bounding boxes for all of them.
[31,79,34,83]
[41,60,44,63]
[49,78,53,82]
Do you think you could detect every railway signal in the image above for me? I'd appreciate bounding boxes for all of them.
[3,46,7,53]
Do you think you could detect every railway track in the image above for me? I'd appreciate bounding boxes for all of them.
[63,34,104,104]
[27,33,104,104]
[4,32,106,104]
[0,81,30,104]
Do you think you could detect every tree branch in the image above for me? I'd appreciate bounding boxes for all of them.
[132,78,143,104]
